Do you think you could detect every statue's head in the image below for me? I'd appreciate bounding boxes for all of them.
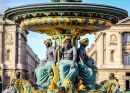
[109,73,115,79]
[16,72,20,79]
[79,38,89,48]
[63,37,72,50]
[44,39,52,48]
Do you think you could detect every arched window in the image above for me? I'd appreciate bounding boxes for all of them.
[111,50,114,61]
[6,50,10,60]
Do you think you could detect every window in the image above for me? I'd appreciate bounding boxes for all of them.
[6,77,10,86]
[6,50,10,60]
[111,50,114,61]
[126,73,130,76]
[126,80,130,91]
[124,52,130,65]
[124,34,130,43]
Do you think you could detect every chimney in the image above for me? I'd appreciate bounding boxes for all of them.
[87,48,90,54]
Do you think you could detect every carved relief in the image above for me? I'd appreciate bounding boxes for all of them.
[6,33,13,45]
[110,34,117,42]
[109,34,118,46]
[6,33,13,41]
[6,42,14,45]
[109,42,118,46]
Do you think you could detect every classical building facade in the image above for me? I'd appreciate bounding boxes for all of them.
[0,15,40,90]
[87,17,130,91]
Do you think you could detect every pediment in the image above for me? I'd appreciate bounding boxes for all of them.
[117,17,130,25]
[0,16,5,25]
[5,18,15,24]
[0,15,15,25]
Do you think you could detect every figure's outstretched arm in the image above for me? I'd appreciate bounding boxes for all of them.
[71,46,77,68]
[79,49,92,68]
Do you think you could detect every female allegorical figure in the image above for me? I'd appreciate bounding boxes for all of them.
[35,39,55,88]
[77,38,98,86]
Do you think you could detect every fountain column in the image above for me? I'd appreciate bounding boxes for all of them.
[52,34,80,47]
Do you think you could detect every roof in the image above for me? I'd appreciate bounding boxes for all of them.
[117,17,130,25]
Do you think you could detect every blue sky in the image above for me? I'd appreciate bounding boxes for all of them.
[0,0,130,59]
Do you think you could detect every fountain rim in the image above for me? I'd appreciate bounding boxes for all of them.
[5,2,128,14]
[4,1,128,36]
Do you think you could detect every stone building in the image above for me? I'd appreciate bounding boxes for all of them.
[87,17,130,91]
[26,44,40,84]
[0,15,40,90]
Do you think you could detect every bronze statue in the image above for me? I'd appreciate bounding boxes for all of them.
[77,38,98,86]
[41,39,55,62]
[55,37,78,86]
[35,39,55,88]
[77,38,91,68]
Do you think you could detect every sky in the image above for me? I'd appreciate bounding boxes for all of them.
[0,0,130,60]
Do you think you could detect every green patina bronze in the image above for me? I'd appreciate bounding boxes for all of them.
[57,60,78,87]
[78,58,98,86]
[35,61,54,88]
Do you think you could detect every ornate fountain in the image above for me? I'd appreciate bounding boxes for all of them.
[4,0,128,93]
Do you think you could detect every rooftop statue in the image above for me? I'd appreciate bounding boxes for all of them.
[77,38,98,86]
[35,39,55,89]
[55,37,78,86]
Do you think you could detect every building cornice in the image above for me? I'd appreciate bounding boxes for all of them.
[26,52,39,64]
[116,24,130,26]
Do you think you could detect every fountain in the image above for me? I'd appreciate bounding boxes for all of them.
[4,0,128,93]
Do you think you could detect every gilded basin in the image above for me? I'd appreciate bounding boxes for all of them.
[4,2,128,36]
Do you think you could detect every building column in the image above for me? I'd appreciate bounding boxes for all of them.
[100,32,104,66]
[18,32,21,64]
[119,32,123,65]
[0,30,3,64]
[2,25,6,66]
[17,32,23,69]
